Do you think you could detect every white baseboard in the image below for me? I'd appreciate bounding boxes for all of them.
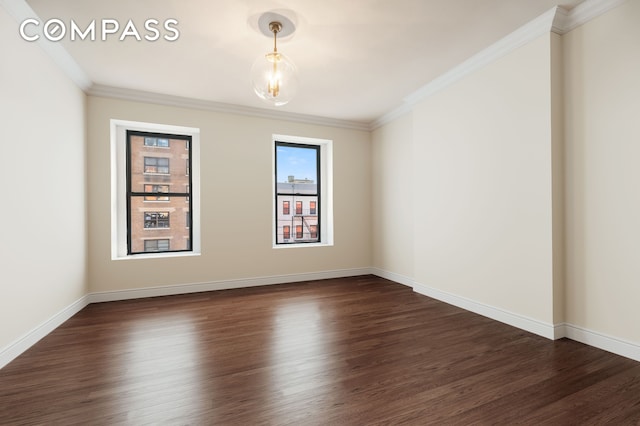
[4,268,640,370]
[0,295,90,370]
[556,323,640,362]
[369,268,415,287]
[370,269,640,362]
[88,268,372,303]
[1,268,371,370]
[411,281,556,339]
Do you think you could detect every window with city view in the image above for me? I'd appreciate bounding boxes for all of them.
[127,131,192,254]
[275,141,320,244]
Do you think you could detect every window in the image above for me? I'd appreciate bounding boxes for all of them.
[274,135,333,247]
[144,157,169,174]
[144,239,170,252]
[144,184,169,201]
[144,212,170,228]
[129,131,190,254]
[112,121,200,259]
[144,137,169,148]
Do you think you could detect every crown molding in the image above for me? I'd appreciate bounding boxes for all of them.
[376,0,627,128]
[551,6,571,33]
[88,84,371,131]
[370,101,413,131]
[4,0,628,133]
[2,0,369,131]
[0,0,92,90]
[559,0,629,34]
[403,6,561,107]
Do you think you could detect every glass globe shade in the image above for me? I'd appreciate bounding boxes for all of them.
[251,51,298,106]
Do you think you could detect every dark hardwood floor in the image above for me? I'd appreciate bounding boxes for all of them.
[1,275,640,425]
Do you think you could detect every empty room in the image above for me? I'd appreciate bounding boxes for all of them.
[1,0,639,423]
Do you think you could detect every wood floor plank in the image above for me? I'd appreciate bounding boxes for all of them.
[1,275,639,425]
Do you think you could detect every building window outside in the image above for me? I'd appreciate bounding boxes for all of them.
[295,201,303,215]
[310,225,318,239]
[310,201,316,215]
[296,225,303,239]
[144,239,170,252]
[144,157,170,174]
[283,201,290,215]
[144,212,170,229]
[144,137,169,148]
[283,225,290,240]
[144,184,170,201]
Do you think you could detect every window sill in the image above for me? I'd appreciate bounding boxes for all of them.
[273,242,333,250]
[113,251,201,261]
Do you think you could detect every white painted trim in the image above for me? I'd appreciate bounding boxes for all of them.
[110,119,201,260]
[4,269,640,370]
[88,84,371,132]
[412,281,556,339]
[553,322,567,340]
[557,323,640,362]
[0,295,89,369]
[370,268,414,288]
[373,270,640,362]
[88,268,371,303]
[551,7,571,34]
[2,0,627,130]
[373,269,561,340]
[370,102,413,130]
[403,7,560,107]
[371,268,640,361]
[0,269,371,369]
[380,0,626,126]
[561,0,629,34]
[0,0,91,90]
[271,134,334,248]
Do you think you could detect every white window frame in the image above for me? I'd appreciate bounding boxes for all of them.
[272,134,334,249]
[111,119,201,260]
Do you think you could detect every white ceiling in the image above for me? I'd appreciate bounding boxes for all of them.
[26,0,587,124]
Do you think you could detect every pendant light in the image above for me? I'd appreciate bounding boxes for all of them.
[251,18,298,106]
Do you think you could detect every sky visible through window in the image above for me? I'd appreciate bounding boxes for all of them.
[277,145,317,183]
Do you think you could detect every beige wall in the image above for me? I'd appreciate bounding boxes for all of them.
[411,34,557,324]
[371,1,640,348]
[564,0,640,343]
[3,0,639,364]
[371,113,414,278]
[87,96,371,292]
[0,7,88,351]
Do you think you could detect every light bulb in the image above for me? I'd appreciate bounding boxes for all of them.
[251,50,298,106]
